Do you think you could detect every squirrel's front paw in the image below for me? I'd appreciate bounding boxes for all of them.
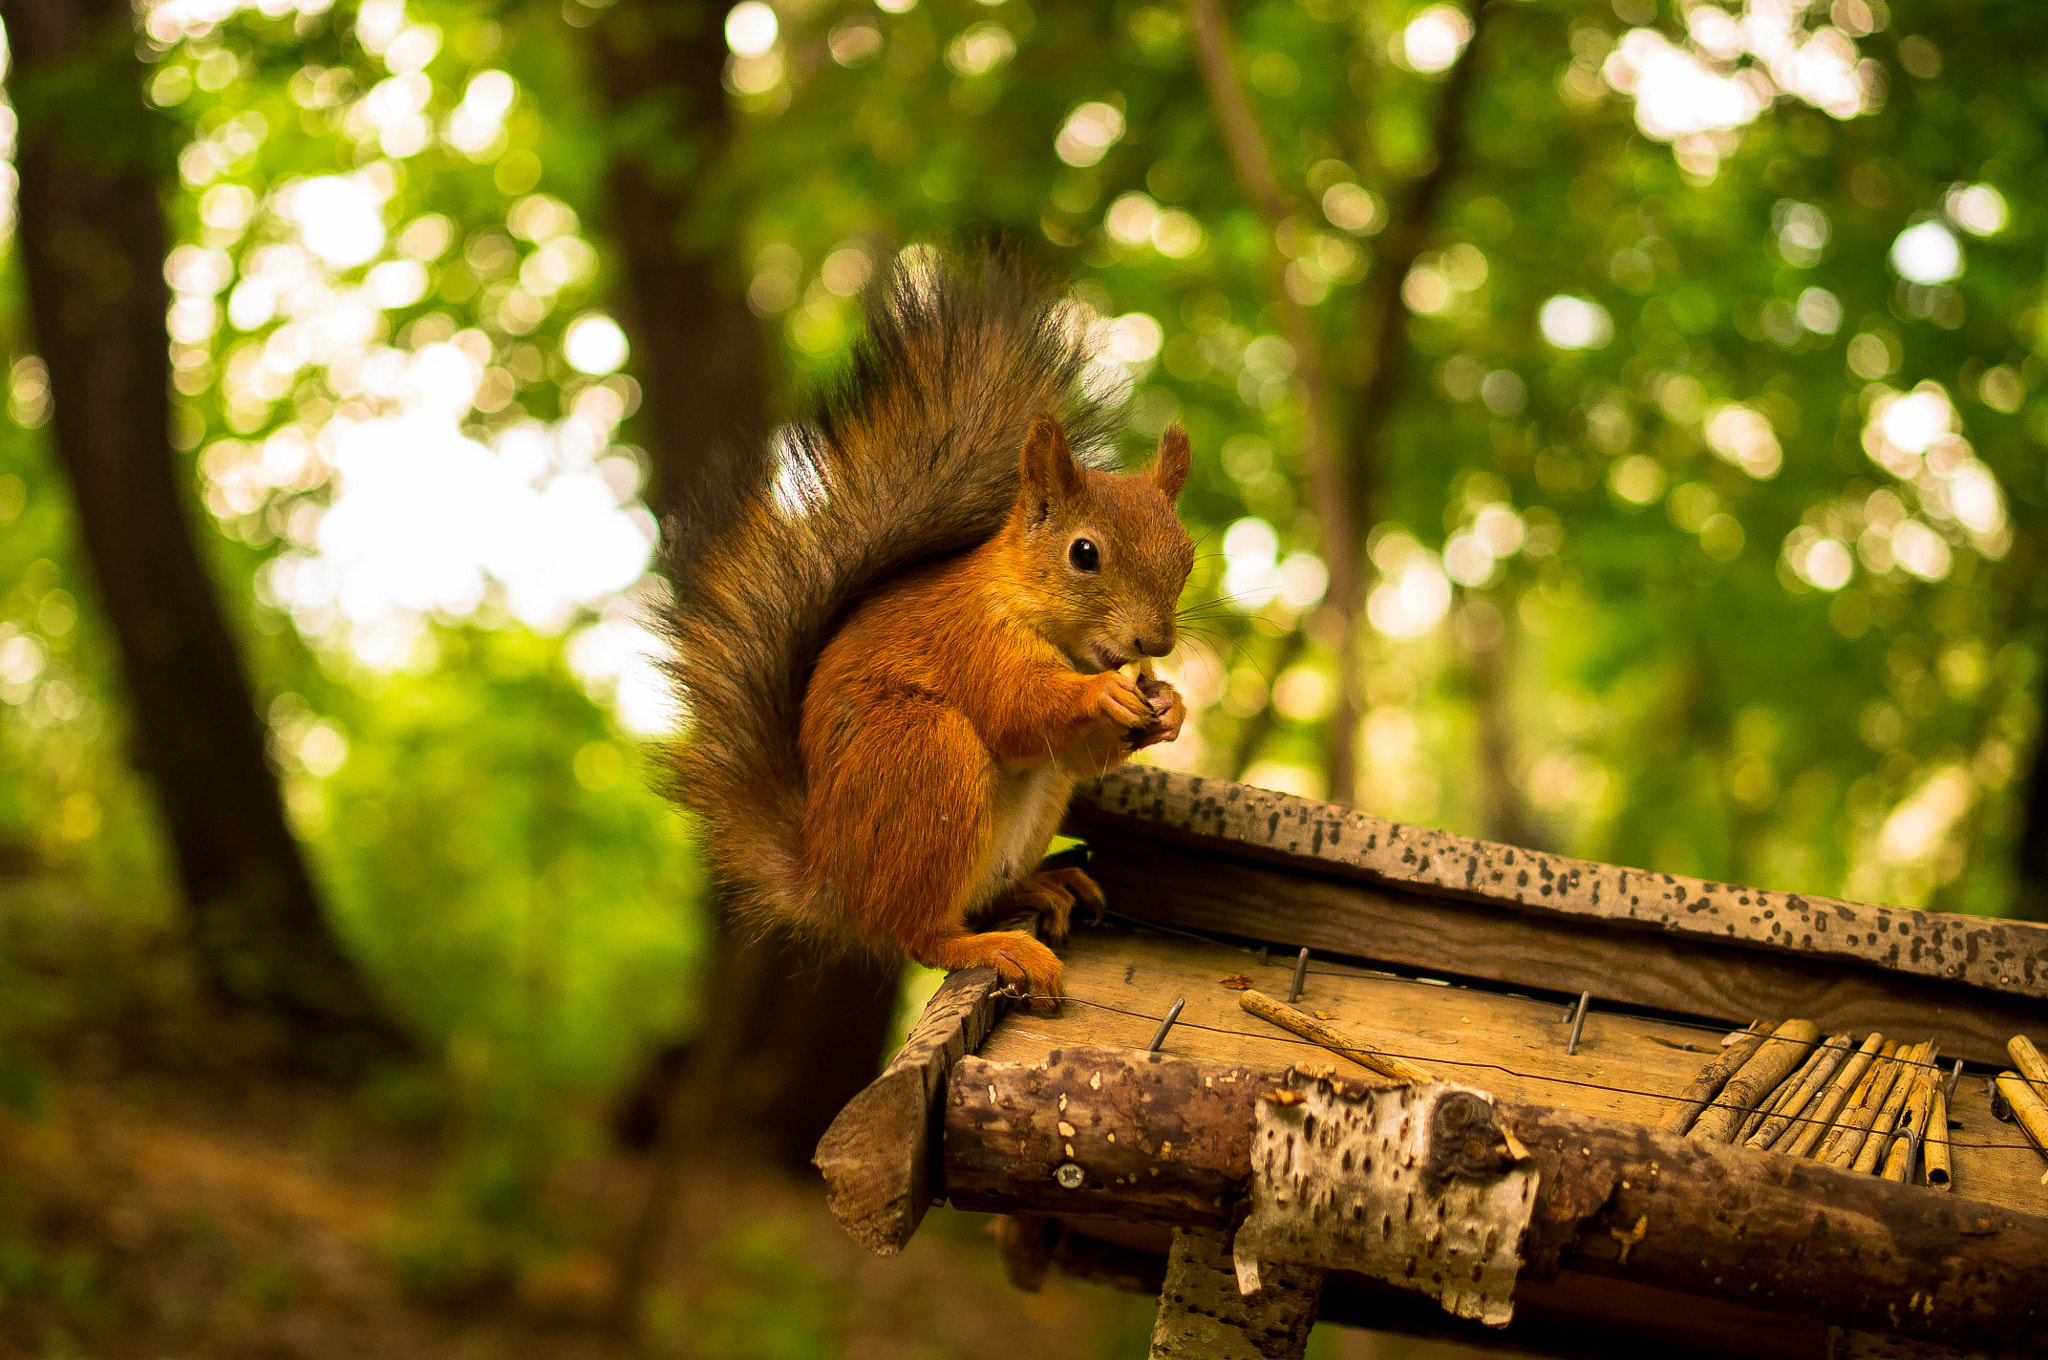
[1129,676,1186,750]
[1088,671,1155,730]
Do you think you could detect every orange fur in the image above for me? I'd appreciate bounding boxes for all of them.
[797,416,1194,1004]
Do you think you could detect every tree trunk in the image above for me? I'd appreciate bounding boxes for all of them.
[587,0,901,1325]
[3,0,402,1068]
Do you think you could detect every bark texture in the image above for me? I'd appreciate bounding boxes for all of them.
[5,0,399,1063]
[1149,1227,1321,1360]
[937,1047,2048,1347]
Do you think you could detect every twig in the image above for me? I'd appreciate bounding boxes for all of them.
[1659,1025,1770,1136]
[1238,988,1434,1084]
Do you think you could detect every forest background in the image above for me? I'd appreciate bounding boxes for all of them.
[0,0,2043,1354]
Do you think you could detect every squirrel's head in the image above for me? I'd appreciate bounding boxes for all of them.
[1009,414,1195,674]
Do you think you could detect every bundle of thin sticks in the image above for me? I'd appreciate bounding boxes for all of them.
[1658,1019,1957,1189]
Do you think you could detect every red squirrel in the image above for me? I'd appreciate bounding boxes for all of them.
[662,255,1193,1007]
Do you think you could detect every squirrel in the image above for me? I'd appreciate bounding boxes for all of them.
[660,253,1193,1008]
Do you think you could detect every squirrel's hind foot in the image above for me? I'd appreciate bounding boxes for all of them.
[914,929,1064,1015]
[999,867,1106,946]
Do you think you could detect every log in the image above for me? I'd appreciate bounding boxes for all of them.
[1659,1028,1771,1135]
[1924,1087,1953,1191]
[1148,1226,1320,1360]
[1781,1032,1884,1156]
[1853,1042,1931,1175]
[1237,988,1434,1084]
[814,964,1011,1255]
[944,1046,1272,1226]
[1819,1041,1903,1167]
[1688,1020,1820,1143]
[1747,1032,1851,1150]
[942,1047,2048,1346]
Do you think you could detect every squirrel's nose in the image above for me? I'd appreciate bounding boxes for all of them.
[1134,627,1174,658]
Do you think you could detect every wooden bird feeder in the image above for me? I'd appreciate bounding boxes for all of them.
[816,768,2048,1359]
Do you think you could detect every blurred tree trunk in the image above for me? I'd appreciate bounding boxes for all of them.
[2018,672,2047,921]
[587,0,900,1326]
[1192,0,1495,806]
[3,0,403,1067]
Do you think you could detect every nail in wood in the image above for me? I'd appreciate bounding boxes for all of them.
[1148,997,1186,1053]
[1287,948,1310,1003]
[1565,991,1592,1056]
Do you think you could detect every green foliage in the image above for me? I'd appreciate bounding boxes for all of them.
[1,0,2047,1326]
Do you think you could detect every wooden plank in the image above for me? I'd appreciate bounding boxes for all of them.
[975,928,2048,1228]
[1073,839,2041,1068]
[813,964,1008,1255]
[1053,1225,1835,1360]
[945,1045,2048,1348]
[1148,1227,1320,1360]
[1070,768,2048,1001]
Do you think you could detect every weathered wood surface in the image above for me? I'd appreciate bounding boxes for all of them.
[1148,1227,1320,1360]
[976,927,2048,1217]
[944,1044,2048,1347]
[1055,1223,1837,1360]
[1071,768,2048,999]
[813,964,1008,1255]
[1073,838,2037,1066]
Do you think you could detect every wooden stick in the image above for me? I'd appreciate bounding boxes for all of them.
[1736,1050,1807,1144]
[1746,1032,1851,1150]
[1924,1086,1953,1190]
[1856,1042,1933,1175]
[1819,1040,1903,1167]
[2010,1033,2048,1091]
[1995,1070,2048,1176]
[1839,1041,1923,1173]
[1780,1032,1883,1156]
[1881,1047,1940,1182]
[1688,1019,1821,1143]
[1237,989,1434,1084]
[1659,1025,1772,1135]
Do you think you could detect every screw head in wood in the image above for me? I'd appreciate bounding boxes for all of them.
[1054,1162,1085,1189]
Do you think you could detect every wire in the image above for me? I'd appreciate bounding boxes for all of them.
[994,987,2048,1155]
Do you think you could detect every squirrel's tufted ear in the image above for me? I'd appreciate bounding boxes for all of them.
[1020,414,1083,520]
[1152,424,1191,504]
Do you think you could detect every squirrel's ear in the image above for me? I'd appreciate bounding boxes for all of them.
[1020,414,1082,519]
[1152,424,1191,504]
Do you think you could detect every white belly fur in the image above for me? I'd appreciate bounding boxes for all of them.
[968,762,1077,915]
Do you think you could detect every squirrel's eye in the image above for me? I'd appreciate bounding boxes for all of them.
[1068,538,1100,573]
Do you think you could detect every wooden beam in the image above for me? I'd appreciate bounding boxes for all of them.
[1070,769,2048,1002]
[1054,1228,1835,1360]
[1149,1226,1321,1360]
[1074,840,2040,1067]
[813,965,1008,1255]
[944,1047,2048,1348]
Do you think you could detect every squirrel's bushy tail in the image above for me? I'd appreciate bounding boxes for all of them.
[659,251,1110,950]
